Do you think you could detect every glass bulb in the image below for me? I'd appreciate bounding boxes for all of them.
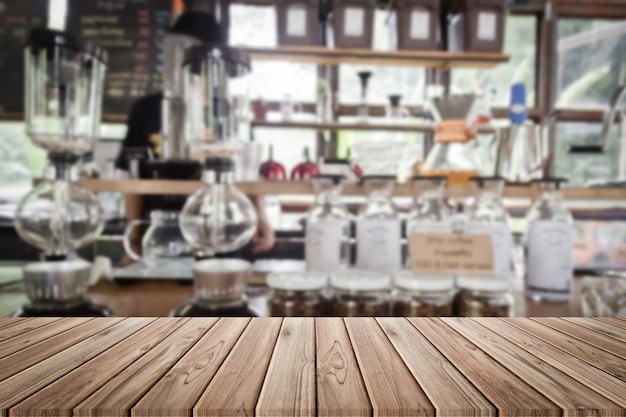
[14,165,104,256]
[179,159,258,255]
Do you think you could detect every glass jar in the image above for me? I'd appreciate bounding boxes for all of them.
[267,271,328,317]
[455,277,513,317]
[405,176,450,268]
[305,175,351,273]
[330,270,391,316]
[466,177,512,280]
[179,157,258,257]
[356,176,401,272]
[525,178,573,302]
[392,271,455,316]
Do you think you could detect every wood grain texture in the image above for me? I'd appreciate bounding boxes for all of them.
[443,318,625,415]
[531,317,626,360]
[73,318,219,417]
[595,317,626,330]
[409,318,559,417]
[481,318,626,408]
[498,318,626,383]
[0,318,124,381]
[315,318,370,417]
[377,318,495,417]
[10,318,190,417]
[344,318,434,417]
[563,317,626,342]
[130,318,250,417]
[0,318,154,415]
[0,318,63,342]
[0,318,94,360]
[256,318,316,417]
[0,319,35,332]
[193,318,283,417]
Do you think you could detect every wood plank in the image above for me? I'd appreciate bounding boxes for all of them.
[479,318,626,408]
[444,318,625,415]
[409,318,559,416]
[563,317,626,342]
[497,318,626,383]
[344,318,434,417]
[256,318,316,417]
[0,318,95,360]
[596,317,626,330]
[0,318,154,416]
[193,318,283,417]
[0,318,124,381]
[129,318,250,417]
[10,318,192,417]
[0,319,35,332]
[0,318,63,341]
[531,317,626,360]
[315,318,370,417]
[377,318,495,417]
[73,318,219,417]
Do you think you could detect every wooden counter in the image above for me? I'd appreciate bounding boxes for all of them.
[0,317,624,416]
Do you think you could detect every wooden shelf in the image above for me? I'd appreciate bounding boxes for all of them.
[239,45,510,69]
[78,179,626,201]
[252,120,496,134]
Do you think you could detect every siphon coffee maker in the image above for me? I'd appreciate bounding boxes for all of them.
[171,42,259,317]
[13,29,111,316]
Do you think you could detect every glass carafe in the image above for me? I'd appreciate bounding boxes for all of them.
[123,210,193,267]
[525,178,573,302]
[356,176,401,271]
[305,175,351,273]
[179,157,258,258]
[406,176,450,268]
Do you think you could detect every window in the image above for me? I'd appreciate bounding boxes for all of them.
[556,19,626,109]
[451,15,538,106]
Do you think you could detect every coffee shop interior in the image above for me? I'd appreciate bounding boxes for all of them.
[0,0,625,318]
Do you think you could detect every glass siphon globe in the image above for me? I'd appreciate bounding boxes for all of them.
[179,158,258,255]
[14,163,104,257]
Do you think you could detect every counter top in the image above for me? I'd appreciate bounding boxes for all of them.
[0,317,624,416]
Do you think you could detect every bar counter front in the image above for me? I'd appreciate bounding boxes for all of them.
[0,317,625,416]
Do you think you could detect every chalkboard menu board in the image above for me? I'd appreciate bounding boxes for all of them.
[68,0,172,121]
[0,0,48,117]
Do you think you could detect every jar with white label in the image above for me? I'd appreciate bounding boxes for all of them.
[267,271,328,317]
[466,176,512,280]
[356,176,401,271]
[406,176,451,267]
[305,175,351,273]
[525,178,573,302]
[330,270,392,316]
[455,276,513,317]
[392,271,455,316]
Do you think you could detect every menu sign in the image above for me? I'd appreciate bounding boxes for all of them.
[68,0,171,120]
[0,0,47,116]
[409,233,495,276]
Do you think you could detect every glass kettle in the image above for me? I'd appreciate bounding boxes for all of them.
[123,210,194,267]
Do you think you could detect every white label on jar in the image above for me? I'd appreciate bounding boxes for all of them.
[468,223,512,278]
[306,220,343,273]
[527,221,573,294]
[344,7,364,37]
[409,221,451,235]
[287,6,307,37]
[477,11,497,41]
[410,9,430,40]
[356,219,402,271]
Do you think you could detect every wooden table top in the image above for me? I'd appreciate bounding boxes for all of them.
[0,317,624,416]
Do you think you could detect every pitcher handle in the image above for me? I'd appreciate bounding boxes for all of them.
[123,220,149,262]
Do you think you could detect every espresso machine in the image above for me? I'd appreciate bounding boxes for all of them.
[171,42,259,317]
[12,29,111,317]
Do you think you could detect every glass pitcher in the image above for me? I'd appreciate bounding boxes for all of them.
[123,210,194,267]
